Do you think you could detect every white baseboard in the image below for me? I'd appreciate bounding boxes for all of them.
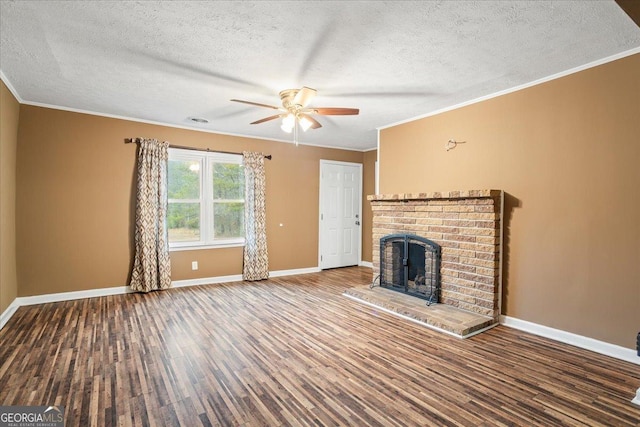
[359,261,373,268]
[632,388,640,406]
[269,267,320,277]
[500,315,639,365]
[0,299,20,330]
[0,266,321,330]
[172,267,321,287]
[18,285,133,306]
[0,285,134,330]
[172,274,243,288]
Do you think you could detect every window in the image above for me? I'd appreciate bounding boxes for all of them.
[167,148,244,249]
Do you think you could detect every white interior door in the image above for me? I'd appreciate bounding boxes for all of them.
[319,160,362,269]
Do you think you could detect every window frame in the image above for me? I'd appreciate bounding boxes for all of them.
[167,148,245,251]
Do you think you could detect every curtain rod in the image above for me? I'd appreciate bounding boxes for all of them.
[125,138,272,160]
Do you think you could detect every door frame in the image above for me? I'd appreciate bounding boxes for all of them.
[318,159,363,269]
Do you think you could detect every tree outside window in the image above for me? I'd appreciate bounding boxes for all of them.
[167,149,244,248]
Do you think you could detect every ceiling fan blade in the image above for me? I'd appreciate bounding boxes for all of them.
[250,114,282,125]
[299,113,322,129]
[309,107,360,115]
[292,86,317,107]
[230,99,280,109]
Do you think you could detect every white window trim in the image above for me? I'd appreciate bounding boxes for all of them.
[168,148,245,250]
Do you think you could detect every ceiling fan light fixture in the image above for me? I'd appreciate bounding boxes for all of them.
[281,113,295,133]
[231,86,359,137]
[298,115,312,132]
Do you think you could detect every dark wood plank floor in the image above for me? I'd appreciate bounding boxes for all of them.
[1,267,638,426]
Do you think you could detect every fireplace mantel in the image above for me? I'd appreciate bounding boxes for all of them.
[368,189,501,202]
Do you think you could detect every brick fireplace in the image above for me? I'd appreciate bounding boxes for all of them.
[369,190,502,321]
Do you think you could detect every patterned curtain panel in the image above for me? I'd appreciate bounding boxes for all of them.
[129,139,172,292]
[242,151,269,281]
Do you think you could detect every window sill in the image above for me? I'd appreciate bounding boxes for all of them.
[169,241,245,252]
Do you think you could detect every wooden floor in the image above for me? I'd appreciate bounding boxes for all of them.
[1,267,638,426]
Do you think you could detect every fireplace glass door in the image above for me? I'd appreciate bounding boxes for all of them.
[379,233,441,304]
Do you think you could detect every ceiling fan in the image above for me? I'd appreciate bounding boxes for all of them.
[230,86,359,134]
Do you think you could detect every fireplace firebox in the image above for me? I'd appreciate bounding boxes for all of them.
[375,233,441,305]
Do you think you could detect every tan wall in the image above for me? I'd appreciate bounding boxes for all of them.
[379,54,640,349]
[361,149,377,263]
[0,80,20,315]
[16,106,371,296]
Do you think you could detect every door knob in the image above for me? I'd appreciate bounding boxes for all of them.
[355,221,360,225]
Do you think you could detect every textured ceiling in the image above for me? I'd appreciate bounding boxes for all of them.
[1,1,639,150]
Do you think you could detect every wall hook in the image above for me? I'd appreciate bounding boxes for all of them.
[446,139,466,151]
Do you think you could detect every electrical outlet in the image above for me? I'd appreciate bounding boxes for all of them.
[191,261,198,271]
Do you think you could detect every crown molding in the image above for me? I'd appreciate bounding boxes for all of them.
[378,47,640,130]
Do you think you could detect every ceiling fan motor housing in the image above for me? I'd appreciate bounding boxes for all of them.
[279,89,300,109]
